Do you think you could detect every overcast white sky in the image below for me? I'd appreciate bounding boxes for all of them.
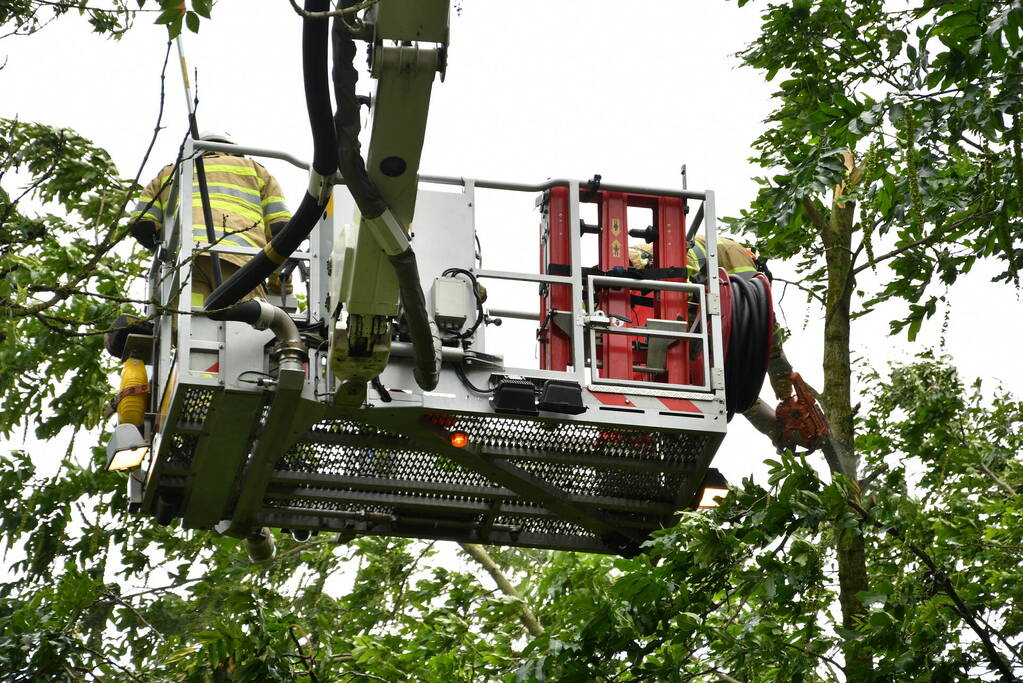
[2,0,1020,487]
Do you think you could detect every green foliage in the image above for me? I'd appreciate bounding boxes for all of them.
[515,356,1023,681]
[2,3,1022,682]
[729,0,1023,337]
[0,119,147,439]
[0,1,212,39]
[854,353,1023,680]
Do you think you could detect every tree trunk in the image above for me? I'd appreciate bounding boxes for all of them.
[822,186,872,677]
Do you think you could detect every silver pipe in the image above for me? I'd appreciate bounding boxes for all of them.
[185,149,708,201]
[419,174,708,200]
[251,301,306,376]
[194,140,312,171]
[476,269,572,285]
[391,341,466,363]
[486,308,538,321]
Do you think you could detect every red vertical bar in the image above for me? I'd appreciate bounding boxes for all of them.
[654,196,689,384]
[540,187,571,371]
[598,192,632,380]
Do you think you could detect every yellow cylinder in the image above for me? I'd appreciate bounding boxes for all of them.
[116,358,150,427]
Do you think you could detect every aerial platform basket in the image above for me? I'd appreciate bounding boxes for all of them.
[132,142,731,556]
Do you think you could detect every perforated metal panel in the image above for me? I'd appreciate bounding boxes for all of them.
[180,387,217,424]
[145,374,720,554]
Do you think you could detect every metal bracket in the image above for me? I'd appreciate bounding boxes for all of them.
[366,208,411,256]
[308,170,333,206]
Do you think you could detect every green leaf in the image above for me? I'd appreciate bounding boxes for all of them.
[193,0,213,18]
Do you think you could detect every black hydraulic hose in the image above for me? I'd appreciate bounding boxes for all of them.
[207,299,302,347]
[203,0,336,315]
[723,274,772,419]
[331,3,387,219]
[390,248,441,391]
[206,299,264,325]
[204,194,324,312]
[331,6,440,391]
[303,4,339,176]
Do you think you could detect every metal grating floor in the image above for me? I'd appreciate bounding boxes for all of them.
[152,385,718,554]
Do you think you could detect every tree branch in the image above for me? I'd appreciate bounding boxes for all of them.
[459,543,544,638]
[848,499,1019,681]
[5,40,173,318]
[103,589,166,645]
[801,197,829,234]
[977,460,1017,496]
[851,209,994,276]
[288,625,320,683]
[287,0,380,19]
[775,277,825,305]
[77,642,146,683]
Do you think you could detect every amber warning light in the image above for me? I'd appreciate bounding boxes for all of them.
[449,431,469,448]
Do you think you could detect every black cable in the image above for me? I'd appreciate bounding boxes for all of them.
[442,267,485,341]
[237,370,276,386]
[371,376,392,403]
[455,363,495,395]
[722,274,772,420]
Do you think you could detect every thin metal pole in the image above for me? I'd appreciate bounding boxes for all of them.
[175,35,223,288]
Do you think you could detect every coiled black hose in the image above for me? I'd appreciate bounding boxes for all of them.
[723,274,773,419]
[203,0,337,314]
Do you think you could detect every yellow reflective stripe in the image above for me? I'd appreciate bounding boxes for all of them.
[205,181,261,199]
[264,242,285,265]
[191,292,205,307]
[138,193,164,208]
[131,195,164,219]
[728,265,757,274]
[201,163,267,190]
[203,192,262,215]
[131,207,162,222]
[686,243,705,275]
[263,210,291,224]
[192,225,261,249]
[192,196,263,224]
[693,242,707,261]
[201,163,258,177]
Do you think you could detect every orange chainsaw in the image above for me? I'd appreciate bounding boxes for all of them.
[774,373,829,452]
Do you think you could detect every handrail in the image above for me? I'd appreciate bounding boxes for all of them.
[193,140,708,201]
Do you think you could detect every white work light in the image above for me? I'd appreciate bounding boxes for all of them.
[697,468,729,509]
[106,423,150,472]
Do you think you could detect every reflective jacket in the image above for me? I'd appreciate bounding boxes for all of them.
[129,153,291,268]
[629,236,758,279]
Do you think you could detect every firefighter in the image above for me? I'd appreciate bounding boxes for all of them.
[127,131,292,307]
[629,235,759,282]
[629,237,813,448]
